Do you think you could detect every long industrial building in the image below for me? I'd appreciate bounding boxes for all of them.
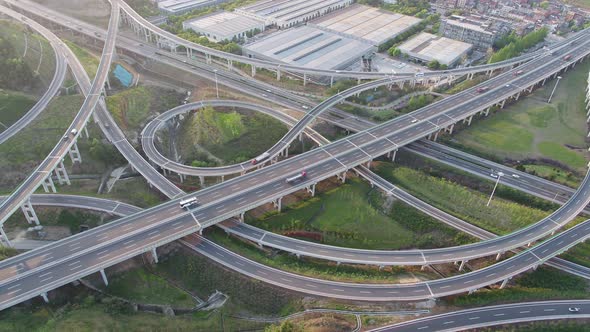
[182,11,265,42]
[310,4,422,46]
[243,25,375,71]
[398,32,473,67]
[235,0,354,29]
[157,0,228,15]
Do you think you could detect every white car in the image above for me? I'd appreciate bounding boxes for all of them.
[490,173,498,178]
[568,307,581,312]
[512,174,520,178]
[411,119,418,123]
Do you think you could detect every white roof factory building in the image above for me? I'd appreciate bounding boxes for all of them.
[398,32,473,67]
[157,0,228,15]
[235,0,354,29]
[182,11,265,43]
[310,4,422,46]
[243,25,375,72]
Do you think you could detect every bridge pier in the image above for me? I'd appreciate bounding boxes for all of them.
[68,141,82,164]
[54,160,71,185]
[21,199,41,226]
[337,171,347,183]
[468,289,478,295]
[306,183,316,197]
[432,130,439,142]
[42,176,57,193]
[251,65,256,77]
[514,91,520,100]
[330,76,334,87]
[151,247,159,263]
[83,126,89,139]
[100,269,108,286]
[458,260,467,271]
[499,277,510,289]
[220,175,225,183]
[387,149,397,162]
[227,59,233,71]
[178,173,184,183]
[421,264,429,271]
[496,252,503,261]
[498,99,506,109]
[273,197,282,212]
[276,68,281,81]
[303,73,307,86]
[446,123,455,135]
[199,176,205,187]
[41,292,49,303]
[205,54,211,64]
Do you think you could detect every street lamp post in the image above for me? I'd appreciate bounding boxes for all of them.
[486,171,504,207]
[547,76,562,103]
[213,69,219,99]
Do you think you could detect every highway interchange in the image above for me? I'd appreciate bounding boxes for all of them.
[1,0,590,329]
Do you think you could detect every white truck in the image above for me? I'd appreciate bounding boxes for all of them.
[286,170,307,184]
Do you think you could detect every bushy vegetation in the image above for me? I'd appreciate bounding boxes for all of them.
[64,40,99,79]
[126,0,159,17]
[0,91,37,130]
[177,106,287,167]
[0,36,36,90]
[489,28,548,63]
[0,246,18,261]
[401,94,435,114]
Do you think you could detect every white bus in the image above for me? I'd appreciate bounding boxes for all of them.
[286,170,307,184]
[251,152,270,165]
[179,197,198,208]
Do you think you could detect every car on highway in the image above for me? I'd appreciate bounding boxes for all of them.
[569,307,581,312]
[302,105,309,110]
[563,54,572,61]
[513,70,524,76]
[411,119,418,123]
[476,86,489,93]
[286,170,307,184]
[490,173,498,178]
[512,174,520,178]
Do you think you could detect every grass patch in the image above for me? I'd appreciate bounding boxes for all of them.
[0,90,37,130]
[0,246,18,261]
[106,86,151,131]
[523,164,579,188]
[446,267,589,307]
[3,208,107,234]
[64,40,99,79]
[177,107,288,166]
[251,178,471,250]
[208,228,435,283]
[450,61,589,172]
[374,163,554,235]
[0,94,83,190]
[101,266,194,307]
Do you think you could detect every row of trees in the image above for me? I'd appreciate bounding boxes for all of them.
[489,27,548,63]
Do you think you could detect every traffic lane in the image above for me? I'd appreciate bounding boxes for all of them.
[0,211,199,309]
[185,236,434,301]
[374,301,590,332]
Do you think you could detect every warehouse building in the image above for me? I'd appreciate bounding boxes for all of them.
[440,16,510,49]
[157,0,228,15]
[398,32,473,67]
[235,0,353,29]
[182,11,265,43]
[243,25,375,71]
[310,4,422,46]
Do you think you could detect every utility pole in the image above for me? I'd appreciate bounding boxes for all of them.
[487,172,504,207]
[547,76,562,103]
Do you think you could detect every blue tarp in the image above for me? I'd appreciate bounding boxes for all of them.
[113,64,133,87]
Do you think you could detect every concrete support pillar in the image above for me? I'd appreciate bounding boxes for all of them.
[199,176,205,187]
[83,125,89,139]
[514,91,521,100]
[41,292,49,303]
[0,227,11,247]
[238,212,245,222]
[205,54,211,64]
[221,175,225,182]
[68,141,82,164]
[306,183,316,197]
[105,75,111,90]
[446,123,455,135]
[330,76,334,87]
[527,85,534,93]
[151,247,158,263]
[421,265,429,271]
[21,199,40,226]
[433,130,439,142]
[284,146,289,158]
[366,160,372,169]
[484,107,490,116]
[178,173,184,183]
[276,68,281,81]
[357,77,361,85]
[54,160,71,185]
[496,252,503,261]
[303,73,307,86]
[337,171,347,183]
[499,99,506,109]
[542,78,547,86]
[458,260,467,271]
[467,115,473,126]
[500,278,510,289]
[227,59,233,70]
[42,176,57,193]
[273,197,282,212]
[100,269,108,286]
[251,65,256,77]
[390,149,397,162]
[468,289,477,295]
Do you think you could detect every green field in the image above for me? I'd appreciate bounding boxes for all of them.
[0,94,83,190]
[450,61,590,172]
[250,178,470,250]
[0,90,37,131]
[374,163,557,235]
[523,164,580,188]
[64,40,99,79]
[100,266,195,307]
[176,107,288,166]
